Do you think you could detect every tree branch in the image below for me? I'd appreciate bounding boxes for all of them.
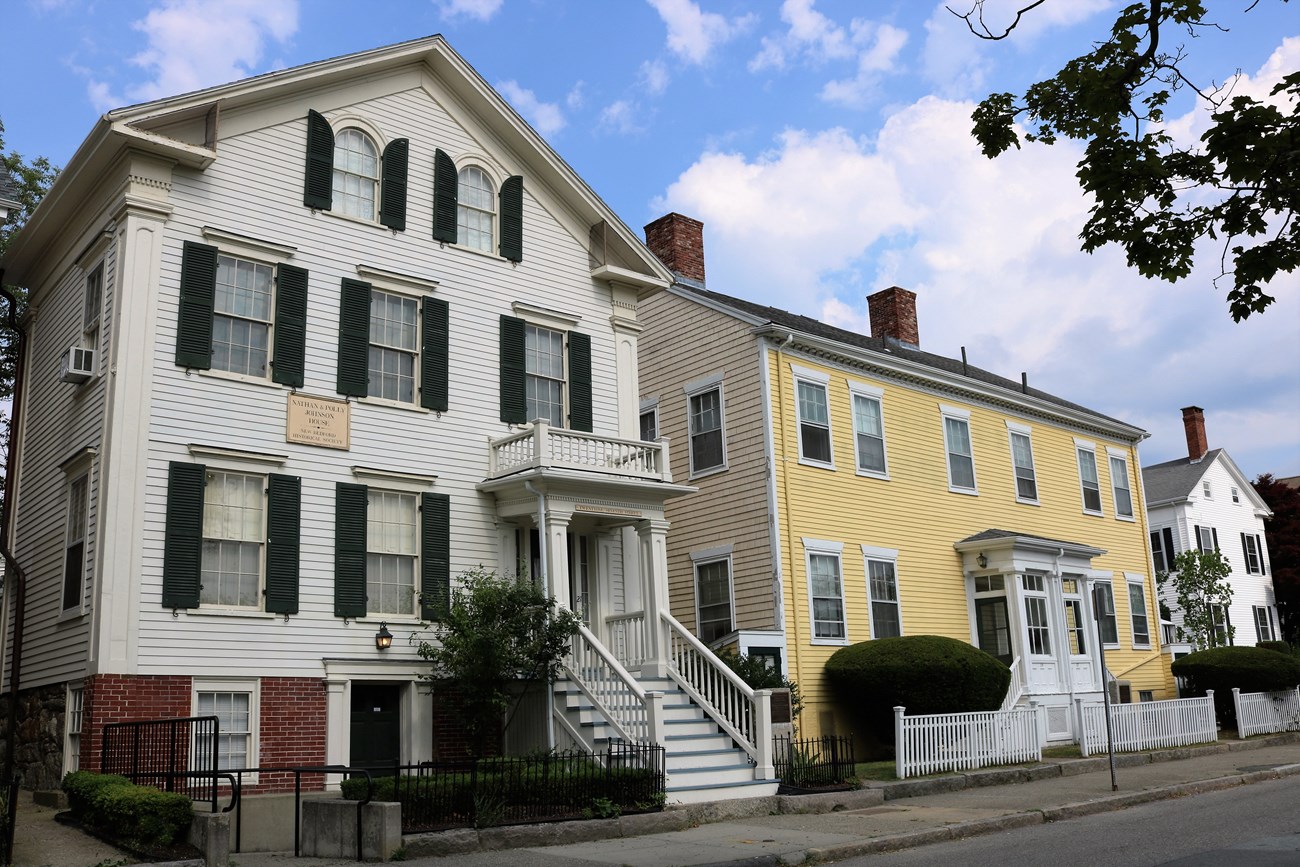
[946,0,1050,40]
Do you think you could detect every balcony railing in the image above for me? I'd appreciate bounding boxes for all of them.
[487,422,672,482]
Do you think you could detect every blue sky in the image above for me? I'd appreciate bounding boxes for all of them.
[4,0,1298,479]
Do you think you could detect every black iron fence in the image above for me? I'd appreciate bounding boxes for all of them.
[0,777,18,866]
[100,715,219,809]
[773,734,856,788]
[346,741,666,831]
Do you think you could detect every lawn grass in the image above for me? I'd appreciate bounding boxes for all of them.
[1041,744,1082,758]
[853,760,898,781]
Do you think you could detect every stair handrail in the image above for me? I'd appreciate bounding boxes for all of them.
[1000,656,1024,712]
[563,624,654,745]
[661,611,774,777]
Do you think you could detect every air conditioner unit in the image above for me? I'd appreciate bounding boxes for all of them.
[59,346,96,384]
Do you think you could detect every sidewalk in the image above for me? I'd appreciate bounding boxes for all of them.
[16,733,1300,867]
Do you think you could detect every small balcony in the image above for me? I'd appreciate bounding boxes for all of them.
[486,422,673,484]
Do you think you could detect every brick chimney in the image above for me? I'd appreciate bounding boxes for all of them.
[867,286,920,349]
[1182,406,1209,461]
[645,213,705,285]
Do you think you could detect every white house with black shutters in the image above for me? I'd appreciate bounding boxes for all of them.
[0,36,778,803]
[1143,407,1277,655]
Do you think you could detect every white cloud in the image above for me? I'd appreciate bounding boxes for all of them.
[89,0,298,107]
[599,100,644,135]
[646,0,756,65]
[640,59,670,95]
[432,0,503,21]
[749,0,854,71]
[820,24,909,108]
[496,80,565,136]
[566,81,586,111]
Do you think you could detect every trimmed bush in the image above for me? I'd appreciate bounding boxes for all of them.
[1256,640,1294,656]
[61,771,193,847]
[825,635,1010,744]
[1171,645,1300,727]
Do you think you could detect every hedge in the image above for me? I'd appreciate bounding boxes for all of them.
[1256,640,1294,656]
[61,771,193,847]
[1171,645,1300,727]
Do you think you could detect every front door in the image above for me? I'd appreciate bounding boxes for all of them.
[975,597,1013,666]
[350,684,401,772]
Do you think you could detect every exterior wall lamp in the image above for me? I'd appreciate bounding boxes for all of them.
[375,622,393,650]
[977,552,988,569]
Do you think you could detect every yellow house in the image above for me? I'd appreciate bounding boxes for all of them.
[638,214,1174,743]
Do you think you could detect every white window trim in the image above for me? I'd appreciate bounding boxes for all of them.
[365,487,423,621]
[188,444,287,473]
[512,301,581,331]
[356,264,439,295]
[1075,442,1104,516]
[1231,487,1240,504]
[861,545,903,640]
[690,543,735,563]
[848,380,889,480]
[793,374,835,470]
[352,466,437,493]
[202,249,279,383]
[1005,421,1039,505]
[63,683,85,775]
[192,678,260,783]
[325,116,386,224]
[803,538,846,646]
[1202,480,1213,499]
[1125,572,1152,648]
[1107,449,1135,521]
[941,405,977,495]
[685,379,728,479]
[1092,573,1120,649]
[692,554,736,645]
[639,400,660,442]
[196,468,269,612]
[359,283,427,410]
[60,471,90,619]
[201,226,298,261]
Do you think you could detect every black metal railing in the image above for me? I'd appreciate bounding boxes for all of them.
[100,715,219,810]
[0,776,19,866]
[354,741,666,832]
[773,734,856,788]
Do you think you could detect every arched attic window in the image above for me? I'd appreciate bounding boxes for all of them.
[333,128,379,220]
[457,166,495,252]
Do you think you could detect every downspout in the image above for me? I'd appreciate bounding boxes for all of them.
[773,334,801,693]
[524,480,554,751]
[0,274,30,797]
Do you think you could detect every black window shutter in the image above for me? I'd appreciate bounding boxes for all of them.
[421,492,451,621]
[334,482,368,618]
[1241,532,1250,572]
[421,297,449,412]
[336,278,372,397]
[304,110,334,210]
[162,462,205,609]
[1194,525,1204,552]
[175,241,218,369]
[1164,528,1176,562]
[1150,531,1163,572]
[1211,527,1219,551]
[499,315,527,423]
[433,149,458,243]
[499,175,524,262]
[567,331,592,432]
[272,264,308,388]
[265,474,301,614]
[380,138,409,231]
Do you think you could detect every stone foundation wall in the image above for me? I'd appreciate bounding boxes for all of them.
[0,682,71,791]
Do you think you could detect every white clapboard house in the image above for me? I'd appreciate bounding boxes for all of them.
[0,36,776,803]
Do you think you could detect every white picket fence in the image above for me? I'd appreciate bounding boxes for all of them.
[1233,686,1300,737]
[894,705,1042,780]
[1077,692,1217,756]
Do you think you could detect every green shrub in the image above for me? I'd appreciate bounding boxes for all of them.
[716,650,803,719]
[61,771,192,847]
[1256,640,1294,656]
[824,635,1011,744]
[1171,645,1300,726]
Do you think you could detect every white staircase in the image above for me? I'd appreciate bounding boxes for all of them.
[556,673,779,804]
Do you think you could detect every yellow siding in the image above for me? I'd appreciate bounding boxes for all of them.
[765,349,1172,738]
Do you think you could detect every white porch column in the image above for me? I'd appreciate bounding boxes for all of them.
[637,519,671,678]
[546,509,573,611]
[324,679,348,788]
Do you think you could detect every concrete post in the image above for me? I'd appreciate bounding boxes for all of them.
[894,706,906,780]
[1075,697,1089,757]
[646,690,666,748]
[754,689,775,779]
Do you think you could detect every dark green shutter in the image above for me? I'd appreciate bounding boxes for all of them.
[433,149,458,243]
[421,493,451,621]
[421,297,449,412]
[499,315,526,423]
[567,331,592,432]
[334,482,368,618]
[499,175,523,262]
[304,110,334,210]
[265,474,301,614]
[336,278,372,397]
[380,138,409,231]
[162,462,205,609]
[272,264,308,388]
[175,241,218,369]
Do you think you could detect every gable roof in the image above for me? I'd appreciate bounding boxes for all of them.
[671,283,1146,442]
[2,35,671,290]
[1142,448,1272,515]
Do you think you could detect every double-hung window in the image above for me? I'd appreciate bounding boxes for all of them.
[526,324,566,426]
[693,554,734,644]
[1210,604,1232,646]
[201,471,265,608]
[1006,422,1037,502]
[1061,578,1087,655]
[498,313,591,431]
[175,237,308,388]
[1127,577,1151,647]
[457,166,495,252]
[366,490,419,616]
[685,377,725,475]
[1241,533,1263,574]
[795,372,832,466]
[1076,442,1102,514]
[850,384,887,476]
[1022,573,1051,656]
[942,406,976,492]
[1092,578,1119,646]
[806,541,846,642]
[303,111,409,230]
[368,289,419,403]
[64,685,84,774]
[337,274,448,411]
[194,681,257,772]
[333,128,379,220]
[1150,527,1176,573]
[83,262,103,354]
[1253,606,1277,642]
[1195,525,1219,553]
[862,546,901,639]
[1109,450,1134,518]
[639,402,659,442]
[62,473,89,612]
